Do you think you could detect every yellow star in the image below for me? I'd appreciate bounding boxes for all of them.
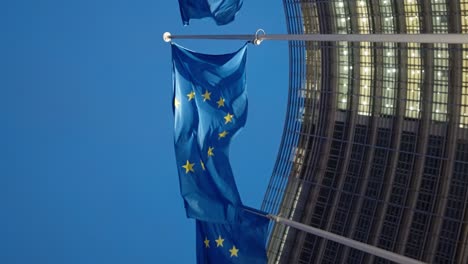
[216,97,225,108]
[215,235,224,247]
[229,245,239,257]
[204,237,210,248]
[207,147,214,157]
[200,160,206,171]
[182,160,195,173]
[202,90,211,101]
[174,98,181,109]
[218,130,228,139]
[224,113,234,124]
[187,91,195,101]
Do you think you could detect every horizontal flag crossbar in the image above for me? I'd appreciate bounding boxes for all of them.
[163,32,468,44]
[267,214,426,264]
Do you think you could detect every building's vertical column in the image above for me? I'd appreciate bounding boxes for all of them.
[395,0,440,259]
[315,1,359,263]
[426,2,465,263]
[263,1,314,263]
[286,1,341,263]
[365,1,412,263]
[341,0,396,263]
[316,0,377,263]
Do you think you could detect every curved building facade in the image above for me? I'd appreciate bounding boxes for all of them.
[262,1,468,263]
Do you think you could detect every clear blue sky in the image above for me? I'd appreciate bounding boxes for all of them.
[1,1,287,263]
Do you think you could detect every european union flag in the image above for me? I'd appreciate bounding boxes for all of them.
[178,0,243,26]
[196,207,268,264]
[172,43,248,223]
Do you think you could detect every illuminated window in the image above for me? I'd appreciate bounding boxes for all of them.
[359,42,372,116]
[338,42,350,110]
[380,0,397,115]
[303,45,321,102]
[357,0,373,116]
[332,1,351,111]
[301,2,320,34]
[432,0,449,122]
[300,3,322,131]
[404,1,422,119]
[333,0,349,34]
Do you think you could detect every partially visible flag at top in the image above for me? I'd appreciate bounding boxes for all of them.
[172,43,248,223]
[196,206,269,264]
[178,0,243,26]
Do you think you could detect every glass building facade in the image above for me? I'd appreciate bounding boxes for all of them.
[262,1,468,263]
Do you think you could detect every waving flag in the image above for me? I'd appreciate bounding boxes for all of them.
[172,43,248,223]
[178,0,243,26]
[196,207,268,264]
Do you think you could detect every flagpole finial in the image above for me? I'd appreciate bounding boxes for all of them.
[163,32,172,42]
[253,29,265,45]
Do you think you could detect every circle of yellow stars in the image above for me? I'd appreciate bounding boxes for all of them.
[177,86,238,175]
[175,86,244,259]
[174,87,235,142]
[203,235,239,258]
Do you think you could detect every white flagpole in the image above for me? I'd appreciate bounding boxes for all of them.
[267,214,427,264]
[163,31,468,44]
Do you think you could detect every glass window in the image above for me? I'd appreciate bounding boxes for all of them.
[357,1,373,116]
[460,2,468,127]
[431,0,449,122]
[404,1,422,119]
[380,0,397,115]
[331,1,352,111]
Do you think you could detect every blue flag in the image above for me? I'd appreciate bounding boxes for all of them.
[178,0,243,26]
[196,207,268,264]
[172,43,248,223]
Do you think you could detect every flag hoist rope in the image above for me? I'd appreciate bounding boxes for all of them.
[163,30,468,44]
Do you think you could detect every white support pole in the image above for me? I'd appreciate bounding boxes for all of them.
[268,214,426,264]
[163,32,468,44]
